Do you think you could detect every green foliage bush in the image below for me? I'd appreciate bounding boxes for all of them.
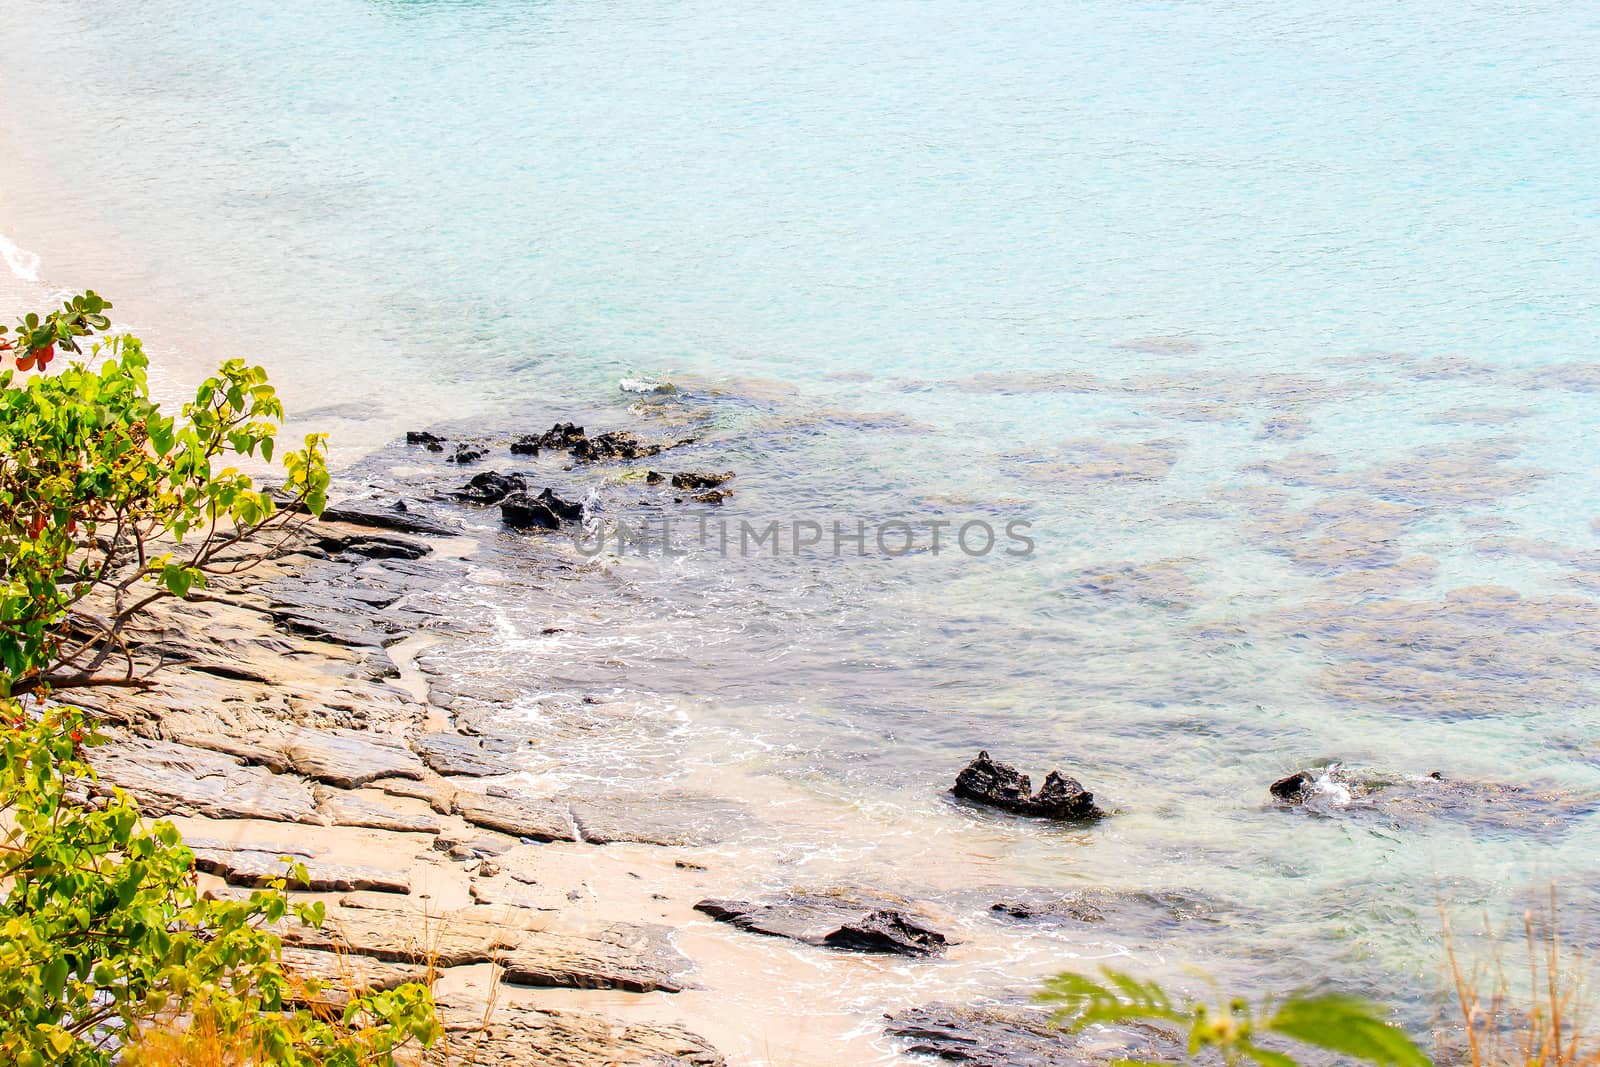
[0,295,439,1064]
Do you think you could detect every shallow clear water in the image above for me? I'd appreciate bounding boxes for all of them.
[5,0,1600,1042]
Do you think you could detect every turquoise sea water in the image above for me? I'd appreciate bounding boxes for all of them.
[5,0,1600,1047]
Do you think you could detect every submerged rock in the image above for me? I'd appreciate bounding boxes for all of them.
[677,488,732,505]
[885,1002,1183,1066]
[988,887,1220,928]
[1268,765,1595,834]
[669,471,734,490]
[952,751,1105,820]
[694,892,948,957]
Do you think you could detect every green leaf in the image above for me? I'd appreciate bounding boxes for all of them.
[1266,994,1431,1067]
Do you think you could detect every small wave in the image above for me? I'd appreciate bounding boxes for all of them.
[0,234,41,282]
[1308,767,1354,808]
[619,376,675,394]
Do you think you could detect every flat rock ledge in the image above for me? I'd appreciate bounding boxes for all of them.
[695,891,949,957]
[275,894,696,993]
[191,846,411,894]
[885,1002,1184,1066]
[426,997,724,1066]
[451,788,746,847]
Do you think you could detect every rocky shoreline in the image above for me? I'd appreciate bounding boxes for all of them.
[70,416,1597,1064]
[66,420,1118,1065]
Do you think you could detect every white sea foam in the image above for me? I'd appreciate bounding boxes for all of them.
[619,377,674,395]
[0,233,41,282]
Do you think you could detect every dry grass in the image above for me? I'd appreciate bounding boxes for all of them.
[1440,885,1600,1067]
[123,907,466,1067]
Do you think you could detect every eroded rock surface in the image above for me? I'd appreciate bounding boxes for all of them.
[193,846,411,893]
[278,897,694,992]
[89,739,321,823]
[953,751,1105,821]
[426,998,723,1066]
[280,729,427,789]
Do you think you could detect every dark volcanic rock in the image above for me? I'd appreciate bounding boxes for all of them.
[822,910,948,956]
[669,471,734,490]
[499,492,561,530]
[694,892,949,957]
[316,533,429,561]
[573,429,661,462]
[511,422,587,456]
[885,1002,1183,1066]
[457,470,527,505]
[1270,770,1315,801]
[405,431,445,452]
[952,751,1105,820]
[534,487,585,522]
[677,488,732,505]
[321,500,456,537]
[447,443,488,465]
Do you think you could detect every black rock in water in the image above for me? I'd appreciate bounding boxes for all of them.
[447,443,488,465]
[1270,770,1315,801]
[952,751,1104,820]
[499,492,561,530]
[670,471,734,489]
[535,487,585,522]
[573,429,662,462]
[405,431,446,452]
[456,470,527,505]
[511,422,587,456]
[821,909,947,956]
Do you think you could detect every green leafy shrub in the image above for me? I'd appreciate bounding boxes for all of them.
[0,705,439,1066]
[0,293,329,697]
[1038,967,1431,1067]
[0,296,438,1064]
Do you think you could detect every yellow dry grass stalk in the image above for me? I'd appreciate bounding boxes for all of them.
[1441,885,1600,1067]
